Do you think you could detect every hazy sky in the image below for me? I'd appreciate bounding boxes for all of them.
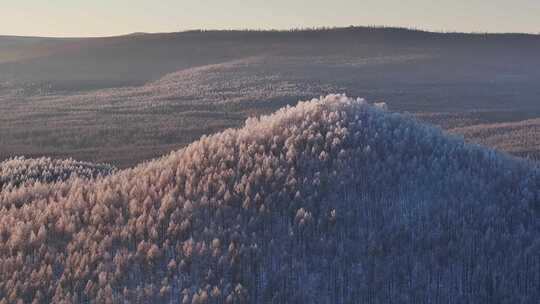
[2,0,540,37]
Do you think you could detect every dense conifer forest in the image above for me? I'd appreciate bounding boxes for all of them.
[0,95,539,303]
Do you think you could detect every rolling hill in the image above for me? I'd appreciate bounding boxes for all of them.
[0,95,538,303]
[2,27,540,90]
[1,27,540,167]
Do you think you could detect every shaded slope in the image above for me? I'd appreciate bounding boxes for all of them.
[0,36,77,64]
[2,27,540,90]
[0,95,539,303]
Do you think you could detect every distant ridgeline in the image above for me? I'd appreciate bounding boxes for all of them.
[0,95,538,303]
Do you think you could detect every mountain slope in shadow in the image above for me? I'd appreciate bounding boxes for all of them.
[0,95,538,303]
[2,27,539,89]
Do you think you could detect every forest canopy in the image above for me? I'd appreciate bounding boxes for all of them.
[0,95,538,303]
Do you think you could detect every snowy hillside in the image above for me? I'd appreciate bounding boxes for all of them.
[0,95,538,303]
[0,157,115,191]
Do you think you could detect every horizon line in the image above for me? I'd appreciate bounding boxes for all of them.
[2,25,539,39]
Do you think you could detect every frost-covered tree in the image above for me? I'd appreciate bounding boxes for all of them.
[0,95,538,303]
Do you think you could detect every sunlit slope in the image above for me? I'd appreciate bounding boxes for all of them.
[0,95,538,303]
[449,118,540,161]
[0,156,115,191]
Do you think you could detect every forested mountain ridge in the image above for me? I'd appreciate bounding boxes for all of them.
[0,95,539,303]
